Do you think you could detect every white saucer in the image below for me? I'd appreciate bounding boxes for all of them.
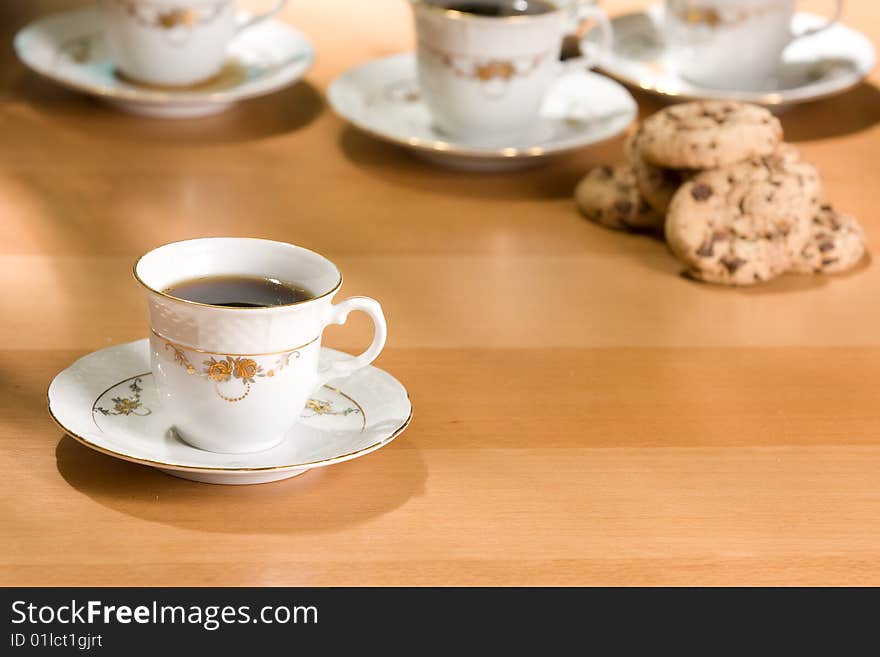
[48,340,412,485]
[594,6,876,108]
[14,7,314,118]
[328,52,637,171]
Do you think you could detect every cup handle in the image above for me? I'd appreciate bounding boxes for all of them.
[563,1,613,71]
[236,0,288,34]
[791,0,843,39]
[314,296,387,390]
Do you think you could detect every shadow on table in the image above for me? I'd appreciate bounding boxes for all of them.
[55,434,426,535]
[629,238,870,294]
[782,83,880,141]
[338,124,626,201]
[734,253,873,295]
[6,72,324,145]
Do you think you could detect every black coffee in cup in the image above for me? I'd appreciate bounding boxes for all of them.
[164,275,313,308]
[442,0,556,18]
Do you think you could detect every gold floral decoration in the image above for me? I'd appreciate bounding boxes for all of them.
[420,42,548,86]
[162,340,301,403]
[670,0,787,29]
[165,343,196,375]
[306,399,331,414]
[158,8,199,29]
[205,357,234,382]
[233,358,260,382]
[475,60,516,82]
[682,7,722,26]
[108,0,226,42]
[303,397,360,418]
[57,35,93,65]
[95,378,151,417]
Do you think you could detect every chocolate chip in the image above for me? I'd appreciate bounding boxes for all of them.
[820,203,832,211]
[709,141,718,149]
[818,241,835,252]
[599,165,613,178]
[821,257,839,266]
[696,239,715,257]
[695,231,729,258]
[721,256,747,273]
[691,183,712,200]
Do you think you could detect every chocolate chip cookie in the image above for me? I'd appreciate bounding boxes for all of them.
[638,101,783,170]
[575,165,663,231]
[625,129,688,214]
[792,204,866,274]
[665,145,821,285]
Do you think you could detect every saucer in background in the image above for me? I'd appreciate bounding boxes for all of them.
[14,6,314,118]
[328,53,637,171]
[593,5,876,108]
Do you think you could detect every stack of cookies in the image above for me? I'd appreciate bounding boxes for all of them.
[575,100,867,286]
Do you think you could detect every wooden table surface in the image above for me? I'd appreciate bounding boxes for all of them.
[2,0,880,586]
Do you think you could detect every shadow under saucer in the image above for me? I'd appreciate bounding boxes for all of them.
[7,72,325,144]
[55,433,427,535]
[338,124,626,201]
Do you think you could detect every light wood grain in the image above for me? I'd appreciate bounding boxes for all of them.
[1,0,880,586]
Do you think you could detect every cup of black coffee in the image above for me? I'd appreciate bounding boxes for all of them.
[410,0,612,144]
[163,274,314,308]
[134,238,387,454]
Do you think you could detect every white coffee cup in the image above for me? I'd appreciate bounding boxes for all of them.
[664,0,844,90]
[99,0,287,86]
[134,238,387,454]
[410,0,612,145]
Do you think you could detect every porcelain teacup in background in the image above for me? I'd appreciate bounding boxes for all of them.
[409,0,612,146]
[134,238,387,454]
[664,0,844,90]
[99,0,287,86]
